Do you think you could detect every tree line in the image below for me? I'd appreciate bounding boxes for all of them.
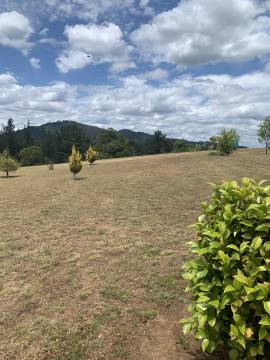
[5,116,270,178]
[0,119,209,166]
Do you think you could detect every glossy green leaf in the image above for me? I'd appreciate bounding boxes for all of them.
[240,242,249,254]
[227,244,239,252]
[251,236,263,250]
[264,302,270,316]
[259,327,267,340]
[183,323,192,335]
[202,338,209,352]
[259,316,270,327]
[196,270,208,279]
[207,300,219,309]
[224,285,235,293]
[197,295,210,303]
[234,271,251,286]
[198,313,207,328]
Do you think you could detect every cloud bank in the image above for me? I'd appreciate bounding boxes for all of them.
[1,69,269,146]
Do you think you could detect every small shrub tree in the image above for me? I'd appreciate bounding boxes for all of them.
[181,178,270,359]
[48,162,54,170]
[258,117,270,155]
[85,145,98,165]
[69,145,82,180]
[0,150,19,177]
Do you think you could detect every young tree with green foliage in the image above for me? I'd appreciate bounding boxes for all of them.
[0,150,19,177]
[69,145,82,180]
[19,146,43,166]
[218,129,239,155]
[258,116,270,155]
[181,178,270,358]
[85,145,98,165]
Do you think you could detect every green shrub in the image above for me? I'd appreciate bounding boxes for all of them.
[181,178,270,359]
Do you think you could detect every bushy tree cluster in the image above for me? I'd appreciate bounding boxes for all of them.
[141,130,173,154]
[19,146,43,166]
[209,129,239,155]
[95,128,138,158]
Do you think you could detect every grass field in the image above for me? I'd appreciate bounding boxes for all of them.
[0,149,269,360]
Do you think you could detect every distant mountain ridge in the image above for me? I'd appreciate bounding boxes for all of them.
[15,120,206,146]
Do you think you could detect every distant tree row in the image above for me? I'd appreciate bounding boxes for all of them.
[0,144,98,178]
[0,119,209,166]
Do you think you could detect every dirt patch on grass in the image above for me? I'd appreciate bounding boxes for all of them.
[0,149,268,359]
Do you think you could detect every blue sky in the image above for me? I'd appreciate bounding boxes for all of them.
[0,0,270,146]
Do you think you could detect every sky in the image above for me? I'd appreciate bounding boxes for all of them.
[0,0,270,146]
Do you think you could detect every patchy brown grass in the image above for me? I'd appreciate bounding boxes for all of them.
[0,149,269,360]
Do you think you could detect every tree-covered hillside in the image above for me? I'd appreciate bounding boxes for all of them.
[0,119,210,165]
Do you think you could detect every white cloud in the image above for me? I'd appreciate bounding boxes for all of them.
[56,50,92,73]
[141,68,169,81]
[46,0,135,21]
[56,22,135,73]
[30,57,40,69]
[0,11,33,54]
[39,27,49,36]
[139,0,155,16]
[131,0,270,68]
[0,0,135,23]
[1,69,270,146]
[0,74,77,118]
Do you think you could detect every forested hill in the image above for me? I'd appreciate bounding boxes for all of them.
[15,120,153,144]
[14,120,207,147]
[0,119,210,165]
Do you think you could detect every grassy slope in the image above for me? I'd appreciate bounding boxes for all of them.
[0,149,269,360]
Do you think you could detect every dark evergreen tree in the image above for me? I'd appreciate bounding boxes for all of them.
[2,118,17,156]
[142,130,173,154]
[23,120,33,147]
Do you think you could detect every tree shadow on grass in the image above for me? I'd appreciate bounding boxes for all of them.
[75,177,88,181]
[0,175,23,179]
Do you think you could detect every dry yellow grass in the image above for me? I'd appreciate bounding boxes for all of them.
[0,149,269,360]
